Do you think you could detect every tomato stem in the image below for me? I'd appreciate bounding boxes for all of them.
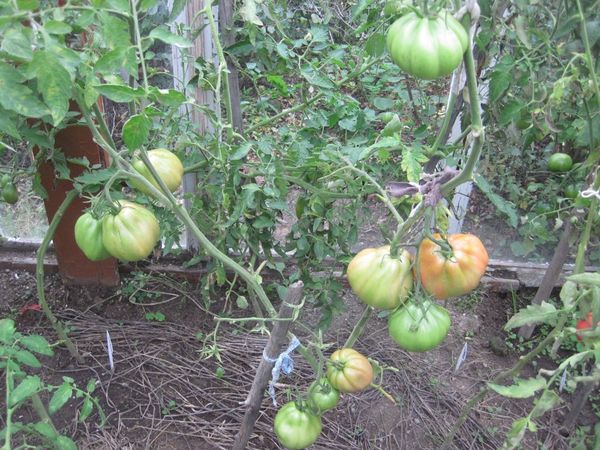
[343,306,373,348]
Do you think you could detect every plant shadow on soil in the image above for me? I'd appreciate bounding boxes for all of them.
[0,268,596,450]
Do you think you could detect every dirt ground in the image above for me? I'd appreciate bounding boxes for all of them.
[0,265,597,450]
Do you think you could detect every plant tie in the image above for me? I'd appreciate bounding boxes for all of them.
[263,335,301,405]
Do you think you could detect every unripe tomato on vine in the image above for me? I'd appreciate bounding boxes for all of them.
[130,148,184,196]
[386,11,468,80]
[418,233,489,300]
[273,401,322,450]
[388,300,451,352]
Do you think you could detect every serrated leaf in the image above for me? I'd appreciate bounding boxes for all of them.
[567,273,600,287]
[240,0,263,25]
[560,280,578,309]
[488,377,546,399]
[100,13,131,49]
[95,47,137,76]
[55,435,77,450]
[489,62,513,103]
[140,0,158,12]
[44,20,72,35]
[79,397,94,422]
[49,383,73,415]
[504,301,558,330]
[148,87,186,107]
[0,319,16,344]
[499,99,523,126]
[502,417,528,450]
[16,0,39,10]
[149,26,192,48]
[14,349,41,368]
[122,114,151,150]
[531,390,561,418]
[19,335,53,356]
[514,16,531,49]
[0,109,20,139]
[0,62,49,118]
[229,142,252,161]
[94,84,145,103]
[107,0,129,13]
[365,33,386,57]
[401,145,428,182]
[301,65,334,89]
[474,174,518,227]
[1,27,33,61]
[10,375,41,406]
[30,51,72,125]
[351,0,372,19]
[86,378,97,393]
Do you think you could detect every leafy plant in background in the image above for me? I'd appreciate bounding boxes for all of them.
[0,319,104,450]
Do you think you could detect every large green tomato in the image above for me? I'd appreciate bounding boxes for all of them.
[308,378,340,413]
[547,153,573,172]
[273,401,322,450]
[346,246,412,310]
[130,149,184,195]
[326,348,373,393]
[74,213,112,261]
[0,174,10,188]
[388,301,451,352]
[386,11,468,80]
[102,200,160,262]
[1,183,18,204]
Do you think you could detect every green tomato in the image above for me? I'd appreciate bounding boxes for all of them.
[0,174,10,188]
[308,378,340,413]
[386,11,468,80]
[547,153,573,172]
[130,149,184,196]
[273,402,322,450]
[102,200,160,262]
[388,301,451,352]
[74,213,112,261]
[347,246,413,310]
[563,184,580,200]
[2,183,18,204]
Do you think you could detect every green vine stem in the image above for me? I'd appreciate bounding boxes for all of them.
[575,0,600,108]
[574,168,599,273]
[343,306,373,348]
[130,0,149,91]
[29,392,57,434]
[3,356,14,450]
[36,189,83,363]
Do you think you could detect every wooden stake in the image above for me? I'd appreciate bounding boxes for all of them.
[232,281,304,450]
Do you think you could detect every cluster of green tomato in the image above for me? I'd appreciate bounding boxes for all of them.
[0,174,18,204]
[274,348,373,449]
[74,149,183,263]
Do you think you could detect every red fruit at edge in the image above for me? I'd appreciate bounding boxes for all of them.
[575,312,595,341]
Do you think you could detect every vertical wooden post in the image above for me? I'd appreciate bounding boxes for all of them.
[170,0,217,250]
[219,0,243,132]
[35,103,119,286]
[232,281,304,450]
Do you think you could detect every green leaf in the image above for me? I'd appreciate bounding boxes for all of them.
[1,27,33,61]
[54,435,77,450]
[0,319,16,344]
[560,280,578,309]
[44,20,72,35]
[49,383,73,415]
[0,109,20,139]
[19,334,54,356]
[169,0,187,21]
[0,62,49,118]
[373,97,394,110]
[33,421,57,439]
[474,174,518,227]
[513,16,531,49]
[79,397,94,422]
[489,57,513,102]
[488,377,546,399]
[301,65,334,89]
[107,0,129,13]
[149,26,193,48]
[148,87,186,107]
[95,47,137,76]
[531,390,561,418]
[93,84,145,103]
[236,296,249,309]
[122,114,152,150]
[351,0,372,19]
[140,0,158,11]
[240,0,263,26]
[16,0,39,10]
[30,51,72,125]
[100,13,131,49]
[10,375,41,406]
[499,99,523,126]
[567,273,600,287]
[14,349,41,368]
[365,33,386,57]
[86,378,97,394]
[504,302,558,330]
[401,145,428,182]
[229,142,252,161]
[502,417,528,450]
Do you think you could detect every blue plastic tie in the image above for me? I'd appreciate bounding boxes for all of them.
[263,336,300,405]
[454,342,469,372]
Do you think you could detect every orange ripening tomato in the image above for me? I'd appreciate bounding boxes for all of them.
[418,233,489,300]
[576,312,599,342]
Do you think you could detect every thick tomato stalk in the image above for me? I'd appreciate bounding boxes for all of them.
[347,246,413,310]
[386,11,468,80]
[326,348,373,393]
[273,401,322,450]
[102,200,160,262]
[418,233,489,300]
[388,300,451,352]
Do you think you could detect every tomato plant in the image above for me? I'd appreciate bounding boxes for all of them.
[326,348,373,393]
[308,378,340,413]
[346,246,412,310]
[273,401,322,450]
[386,11,468,80]
[130,149,184,196]
[101,201,160,262]
[388,301,451,352]
[418,234,489,300]
[547,153,573,172]
[1,183,18,204]
[74,213,111,262]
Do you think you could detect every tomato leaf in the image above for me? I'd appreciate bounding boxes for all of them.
[79,397,94,422]
[504,301,558,330]
[0,319,16,344]
[502,417,529,450]
[30,51,72,126]
[122,114,152,151]
[365,33,386,57]
[531,390,561,418]
[240,0,263,26]
[0,62,49,119]
[54,435,77,450]
[10,375,41,406]
[149,26,193,48]
[401,145,427,182]
[567,273,600,288]
[33,421,57,439]
[14,349,41,368]
[1,27,33,62]
[488,376,546,399]
[49,383,73,415]
[474,174,518,228]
